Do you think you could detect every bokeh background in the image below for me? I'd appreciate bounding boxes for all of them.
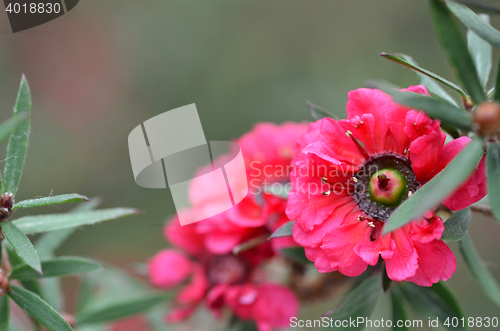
[0,0,499,330]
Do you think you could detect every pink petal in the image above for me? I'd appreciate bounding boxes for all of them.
[346,88,393,153]
[384,229,419,281]
[429,137,487,210]
[409,131,445,181]
[148,250,192,289]
[354,234,395,266]
[404,240,456,286]
[177,265,209,305]
[253,284,299,331]
[320,218,371,277]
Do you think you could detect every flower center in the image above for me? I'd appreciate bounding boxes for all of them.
[368,169,407,206]
[205,254,250,285]
[352,154,419,221]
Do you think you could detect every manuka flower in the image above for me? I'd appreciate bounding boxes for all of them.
[286,86,487,286]
[148,123,305,330]
[148,214,298,331]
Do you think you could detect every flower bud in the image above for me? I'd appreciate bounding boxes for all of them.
[0,269,9,296]
[0,193,14,222]
[473,101,500,136]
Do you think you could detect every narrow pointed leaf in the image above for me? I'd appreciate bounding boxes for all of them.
[454,0,500,14]
[10,257,100,280]
[381,52,467,102]
[431,281,466,319]
[13,208,140,234]
[13,194,89,210]
[323,275,382,330]
[43,278,63,312]
[442,207,471,240]
[35,198,102,259]
[431,0,485,105]
[307,101,338,120]
[399,282,466,330]
[1,221,41,273]
[4,75,31,196]
[7,285,72,331]
[384,137,484,234]
[448,1,500,49]
[0,113,28,145]
[0,295,9,331]
[76,293,170,324]
[367,80,473,131]
[467,15,492,88]
[390,289,409,331]
[486,142,500,222]
[459,234,500,308]
[495,57,500,103]
[269,220,294,239]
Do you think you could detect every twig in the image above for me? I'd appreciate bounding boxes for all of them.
[471,204,495,218]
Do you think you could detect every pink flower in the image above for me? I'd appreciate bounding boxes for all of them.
[287,86,487,286]
[148,219,298,330]
[148,122,305,330]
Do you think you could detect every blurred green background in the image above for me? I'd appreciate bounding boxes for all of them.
[0,0,499,329]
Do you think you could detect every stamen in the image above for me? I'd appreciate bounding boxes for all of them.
[358,215,365,222]
[404,148,410,154]
[352,177,358,183]
[408,191,413,198]
[322,190,331,196]
[359,121,364,125]
[321,176,328,184]
[367,222,376,228]
[345,130,353,138]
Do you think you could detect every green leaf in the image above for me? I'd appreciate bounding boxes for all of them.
[390,289,409,331]
[431,281,466,320]
[467,15,492,88]
[0,113,28,145]
[13,194,89,210]
[442,208,471,240]
[381,52,467,102]
[0,295,9,331]
[448,1,500,49]
[397,54,459,106]
[307,101,338,121]
[13,208,140,234]
[43,278,63,312]
[454,0,500,14]
[430,0,485,105]
[486,142,500,222]
[269,220,294,239]
[10,257,100,280]
[459,234,500,308]
[35,229,79,260]
[279,247,311,264]
[76,293,169,324]
[35,198,102,259]
[399,282,466,330]
[367,80,473,131]
[494,58,500,103]
[2,221,41,274]
[7,285,72,331]
[384,137,484,234]
[4,75,31,196]
[323,275,382,330]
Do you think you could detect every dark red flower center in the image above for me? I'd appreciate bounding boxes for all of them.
[205,254,250,285]
[352,154,419,221]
